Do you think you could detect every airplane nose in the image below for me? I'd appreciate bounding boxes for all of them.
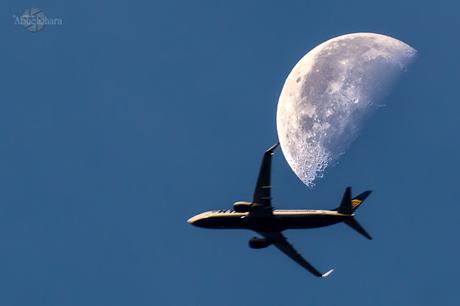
[187,213,208,227]
[187,215,200,225]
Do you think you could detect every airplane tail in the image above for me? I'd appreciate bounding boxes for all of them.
[336,187,372,214]
[344,217,372,240]
[336,187,373,240]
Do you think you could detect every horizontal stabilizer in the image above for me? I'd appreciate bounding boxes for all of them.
[345,218,372,240]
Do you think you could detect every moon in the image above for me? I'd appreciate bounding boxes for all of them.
[276,33,416,186]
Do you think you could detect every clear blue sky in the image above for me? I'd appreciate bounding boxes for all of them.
[1,0,459,305]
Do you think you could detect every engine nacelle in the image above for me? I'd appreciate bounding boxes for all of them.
[248,237,271,249]
[233,201,252,213]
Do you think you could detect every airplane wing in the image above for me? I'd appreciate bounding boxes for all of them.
[260,231,334,278]
[252,143,279,208]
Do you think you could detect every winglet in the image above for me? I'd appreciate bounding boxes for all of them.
[265,142,279,154]
[322,269,334,278]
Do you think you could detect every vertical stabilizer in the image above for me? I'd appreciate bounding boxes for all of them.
[336,187,372,214]
[337,187,353,214]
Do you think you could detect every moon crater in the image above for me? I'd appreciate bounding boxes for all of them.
[276,33,416,186]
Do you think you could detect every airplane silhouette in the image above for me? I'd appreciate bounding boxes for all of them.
[187,143,372,277]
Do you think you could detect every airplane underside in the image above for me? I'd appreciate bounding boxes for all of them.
[197,214,349,231]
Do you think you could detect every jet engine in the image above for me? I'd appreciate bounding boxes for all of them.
[233,201,252,213]
[248,237,271,249]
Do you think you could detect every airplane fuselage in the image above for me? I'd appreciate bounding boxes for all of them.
[187,143,372,277]
[187,209,353,232]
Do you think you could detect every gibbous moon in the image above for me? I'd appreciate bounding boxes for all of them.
[276,33,416,186]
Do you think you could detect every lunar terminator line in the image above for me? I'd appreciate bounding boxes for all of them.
[277,33,416,186]
[187,143,373,277]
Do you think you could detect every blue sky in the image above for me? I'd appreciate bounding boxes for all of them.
[1,0,460,305]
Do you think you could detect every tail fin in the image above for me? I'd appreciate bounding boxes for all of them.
[337,187,352,214]
[345,218,372,240]
[336,187,373,240]
[351,190,372,211]
[336,187,372,214]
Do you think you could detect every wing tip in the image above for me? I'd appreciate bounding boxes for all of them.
[265,142,279,154]
[321,269,334,278]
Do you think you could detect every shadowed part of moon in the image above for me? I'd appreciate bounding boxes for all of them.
[276,33,416,187]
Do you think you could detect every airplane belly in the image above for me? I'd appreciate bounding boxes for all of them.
[276,215,342,229]
[199,216,247,229]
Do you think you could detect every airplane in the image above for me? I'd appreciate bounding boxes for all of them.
[187,143,372,277]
